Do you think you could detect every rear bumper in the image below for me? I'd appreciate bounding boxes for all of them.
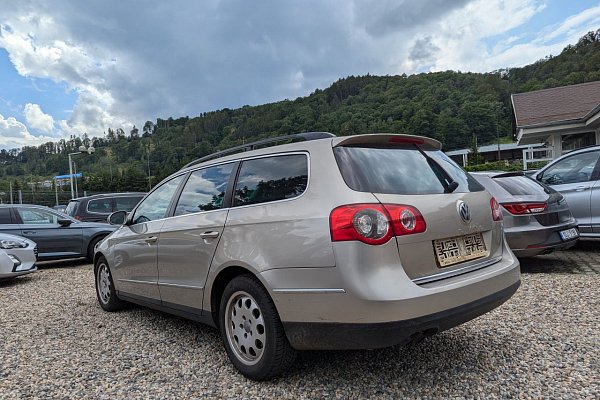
[283,280,520,350]
[506,223,579,257]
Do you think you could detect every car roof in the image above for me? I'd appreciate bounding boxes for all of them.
[180,133,442,173]
[71,192,146,201]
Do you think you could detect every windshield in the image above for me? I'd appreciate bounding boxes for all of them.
[334,145,484,195]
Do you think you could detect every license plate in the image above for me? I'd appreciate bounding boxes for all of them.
[434,233,488,267]
[559,227,579,241]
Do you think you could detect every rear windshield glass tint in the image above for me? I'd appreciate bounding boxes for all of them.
[64,201,78,216]
[493,176,549,196]
[334,145,484,195]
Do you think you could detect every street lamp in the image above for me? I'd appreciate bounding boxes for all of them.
[68,145,95,199]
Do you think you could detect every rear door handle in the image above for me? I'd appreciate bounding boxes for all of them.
[199,231,220,239]
[144,236,158,243]
[23,231,37,234]
[576,185,591,191]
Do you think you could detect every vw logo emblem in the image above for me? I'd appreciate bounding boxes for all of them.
[457,201,471,223]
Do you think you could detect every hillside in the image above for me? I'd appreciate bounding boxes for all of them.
[1,29,600,195]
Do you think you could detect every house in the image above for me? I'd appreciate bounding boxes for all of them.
[446,143,545,167]
[512,80,600,165]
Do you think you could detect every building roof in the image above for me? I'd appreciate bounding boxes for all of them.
[512,80,600,128]
[445,142,544,156]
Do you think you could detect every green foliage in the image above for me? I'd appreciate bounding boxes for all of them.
[1,30,600,193]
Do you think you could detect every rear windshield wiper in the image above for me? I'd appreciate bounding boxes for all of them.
[414,144,459,193]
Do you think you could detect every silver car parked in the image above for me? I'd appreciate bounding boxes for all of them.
[0,233,37,280]
[472,172,579,257]
[534,145,600,237]
[95,133,520,380]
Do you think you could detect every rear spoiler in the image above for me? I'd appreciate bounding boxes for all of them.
[332,134,442,151]
[492,171,525,178]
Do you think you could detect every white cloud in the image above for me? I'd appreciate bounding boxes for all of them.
[0,0,598,148]
[0,113,52,149]
[24,103,54,133]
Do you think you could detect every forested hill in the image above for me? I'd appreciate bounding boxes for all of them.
[2,29,600,192]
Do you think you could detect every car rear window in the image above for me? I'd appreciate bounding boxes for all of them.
[493,175,549,196]
[115,196,144,212]
[87,198,112,214]
[334,145,484,195]
[64,201,79,216]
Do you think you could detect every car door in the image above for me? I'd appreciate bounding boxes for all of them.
[14,206,83,258]
[108,174,185,303]
[538,150,600,234]
[157,162,235,312]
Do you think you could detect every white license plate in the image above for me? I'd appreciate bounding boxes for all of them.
[434,233,488,267]
[559,227,579,241]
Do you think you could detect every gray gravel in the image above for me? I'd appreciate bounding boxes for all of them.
[0,255,598,399]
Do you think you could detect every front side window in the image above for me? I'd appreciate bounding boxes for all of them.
[174,163,234,216]
[541,151,600,185]
[131,175,184,224]
[17,208,60,225]
[234,154,308,207]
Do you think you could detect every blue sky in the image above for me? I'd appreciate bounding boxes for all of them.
[0,0,599,150]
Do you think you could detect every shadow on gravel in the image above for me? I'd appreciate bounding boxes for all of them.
[518,255,573,274]
[279,327,509,392]
[0,274,37,287]
[36,258,90,270]
[570,239,600,252]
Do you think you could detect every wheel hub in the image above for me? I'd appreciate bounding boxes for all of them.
[225,291,266,366]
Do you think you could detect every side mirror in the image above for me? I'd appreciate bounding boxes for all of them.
[536,173,543,181]
[108,210,128,225]
[57,218,72,227]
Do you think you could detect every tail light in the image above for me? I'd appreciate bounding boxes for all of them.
[502,202,548,215]
[330,204,426,245]
[490,197,503,221]
[74,215,82,220]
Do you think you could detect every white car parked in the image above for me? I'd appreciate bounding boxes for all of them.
[0,233,37,280]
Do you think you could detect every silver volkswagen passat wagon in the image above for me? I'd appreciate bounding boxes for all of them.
[95,132,520,380]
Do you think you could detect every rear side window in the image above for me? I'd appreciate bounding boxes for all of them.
[334,145,484,195]
[64,201,78,216]
[233,154,308,206]
[87,198,112,214]
[115,196,144,212]
[493,176,550,196]
[0,208,12,224]
[174,163,234,216]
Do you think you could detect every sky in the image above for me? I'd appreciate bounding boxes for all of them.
[0,0,599,150]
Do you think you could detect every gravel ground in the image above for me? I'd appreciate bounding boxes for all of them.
[1,245,599,399]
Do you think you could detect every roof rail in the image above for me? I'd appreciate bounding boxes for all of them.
[183,131,336,168]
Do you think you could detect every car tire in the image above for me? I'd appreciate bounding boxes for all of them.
[95,256,126,311]
[87,235,106,261]
[219,274,296,381]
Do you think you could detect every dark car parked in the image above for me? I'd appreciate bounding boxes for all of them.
[64,193,145,223]
[0,204,116,260]
[472,171,579,257]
